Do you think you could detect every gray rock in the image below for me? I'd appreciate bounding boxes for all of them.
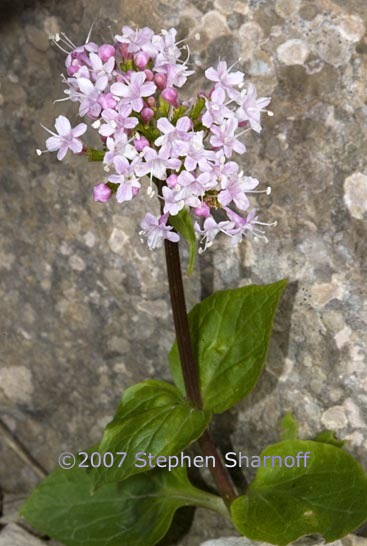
[0,524,46,546]
[1,0,367,544]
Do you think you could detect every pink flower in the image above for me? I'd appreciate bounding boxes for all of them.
[135,147,181,180]
[235,83,271,133]
[155,116,192,158]
[195,216,235,251]
[202,86,230,128]
[218,176,258,211]
[110,72,156,112]
[115,26,157,57]
[43,115,87,160]
[140,213,180,249]
[93,183,112,202]
[99,104,138,139]
[205,61,244,98]
[210,118,246,158]
[162,186,186,215]
[108,156,141,203]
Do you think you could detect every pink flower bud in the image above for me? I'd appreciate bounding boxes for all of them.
[154,73,167,90]
[194,202,210,218]
[161,87,179,108]
[98,93,117,110]
[98,44,115,62]
[134,136,150,152]
[67,61,82,76]
[134,52,150,69]
[141,107,154,124]
[93,183,112,203]
[166,174,178,188]
[146,96,156,107]
[144,69,154,81]
[116,43,131,60]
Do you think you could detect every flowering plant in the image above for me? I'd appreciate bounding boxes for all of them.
[22,25,367,546]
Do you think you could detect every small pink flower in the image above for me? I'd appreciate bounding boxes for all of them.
[140,213,180,249]
[42,115,87,161]
[93,183,112,202]
[110,72,156,112]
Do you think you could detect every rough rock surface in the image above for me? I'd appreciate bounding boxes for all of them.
[0,0,367,544]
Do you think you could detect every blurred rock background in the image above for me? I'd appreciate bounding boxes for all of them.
[0,0,367,543]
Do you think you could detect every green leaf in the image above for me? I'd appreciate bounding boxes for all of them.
[158,97,170,117]
[169,208,197,274]
[87,148,105,161]
[92,380,211,489]
[280,412,299,441]
[169,280,287,413]
[190,97,205,120]
[231,439,367,546]
[313,429,346,447]
[21,464,226,546]
[172,105,188,124]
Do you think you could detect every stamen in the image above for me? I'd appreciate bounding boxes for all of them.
[61,32,76,49]
[255,220,277,227]
[85,17,97,44]
[40,123,56,136]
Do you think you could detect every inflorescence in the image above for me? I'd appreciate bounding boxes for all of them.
[38,26,275,251]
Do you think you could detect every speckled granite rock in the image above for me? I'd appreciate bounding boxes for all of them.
[0,0,367,544]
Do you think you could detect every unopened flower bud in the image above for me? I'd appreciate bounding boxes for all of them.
[134,136,149,152]
[194,202,210,218]
[98,44,115,62]
[93,183,112,203]
[166,174,178,188]
[144,69,154,81]
[154,73,167,90]
[67,61,82,76]
[134,52,150,69]
[146,96,156,107]
[116,43,131,60]
[161,87,178,108]
[98,93,117,110]
[141,107,154,124]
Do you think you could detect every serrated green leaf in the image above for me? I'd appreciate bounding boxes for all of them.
[280,412,299,441]
[231,439,367,545]
[169,280,287,413]
[169,208,197,274]
[313,429,346,447]
[92,380,211,489]
[21,464,226,546]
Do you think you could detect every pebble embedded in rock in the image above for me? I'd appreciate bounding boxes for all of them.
[277,39,309,65]
[344,172,367,220]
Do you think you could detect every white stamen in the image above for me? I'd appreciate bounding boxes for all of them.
[36,149,43,156]
[92,120,101,129]
[195,33,201,41]
[85,18,97,44]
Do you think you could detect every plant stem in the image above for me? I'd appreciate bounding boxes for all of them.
[163,238,238,506]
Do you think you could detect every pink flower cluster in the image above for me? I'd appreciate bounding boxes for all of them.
[39,27,273,251]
